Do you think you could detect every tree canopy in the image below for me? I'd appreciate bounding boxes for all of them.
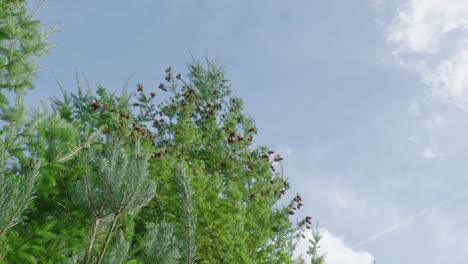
[0,1,323,263]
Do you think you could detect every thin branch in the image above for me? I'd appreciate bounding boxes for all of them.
[45,126,103,166]
[97,214,119,264]
[84,217,101,264]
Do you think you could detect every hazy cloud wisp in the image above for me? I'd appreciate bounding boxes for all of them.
[387,0,468,107]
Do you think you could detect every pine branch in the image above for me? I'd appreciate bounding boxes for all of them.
[140,222,178,263]
[84,217,101,264]
[73,138,155,263]
[45,126,104,166]
[174,164,197,264]
[0,158,40,237]
[97,214,119,264]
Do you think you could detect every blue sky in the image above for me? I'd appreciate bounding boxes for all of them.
[28,0,468,263]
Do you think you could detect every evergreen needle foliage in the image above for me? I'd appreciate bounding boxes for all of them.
[307,227,325,264]
[0,144,40,237]
[0,1,323,263]
[73,138,156,264]
[0,0,53,104]
[140,222,178,264]
[173,164,197,264]
[0,91,40,239]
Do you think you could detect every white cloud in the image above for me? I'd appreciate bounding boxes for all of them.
[387,0,468,54]
[408,100,421,116]
[322,185,365,211]
[385,0,468,160]
[387,0,468,107]
[424,113,445,131]
[425,47,468,106]
[417,113,445,159]
[422,145,445,160]
[295,229,374,264]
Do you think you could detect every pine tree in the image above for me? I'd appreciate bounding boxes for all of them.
[0,0,53,261]
[43,60,316,263]
[73,138,156,264]
[79,60,313,263]
[0,0,53,104]
[308,228,325,264]
[0,1,322,262]
[0,92,40,238]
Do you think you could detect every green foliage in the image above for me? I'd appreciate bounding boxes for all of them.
[308,228,325,264]
[0,1,54,258]
[0,143,40,237]
[73,138,156,264]
[173,164,197,264]
[0,0,53,104]
[131,61,307,263]
[1,62,318,263]
[3,109,94,263]
[74,138,156,218]
[0,92,44,263]
[0,1,321,262]
[21,59,313,263]
[102,231,131,264]
[139,222,178,264]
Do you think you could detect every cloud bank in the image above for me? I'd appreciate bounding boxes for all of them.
[295,229,374,264]
[386,0,468,107]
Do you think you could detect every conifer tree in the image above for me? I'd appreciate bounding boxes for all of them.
[73,138,156,264]
[42,60,316,263]
[0,93,40,238]
[0,1,322,262]
[0,0,53,104]
[307,228,325,264]
[0,1,52,261]
[128,62,311,263]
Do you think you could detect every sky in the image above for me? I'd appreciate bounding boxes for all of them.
[27,0,468,263]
